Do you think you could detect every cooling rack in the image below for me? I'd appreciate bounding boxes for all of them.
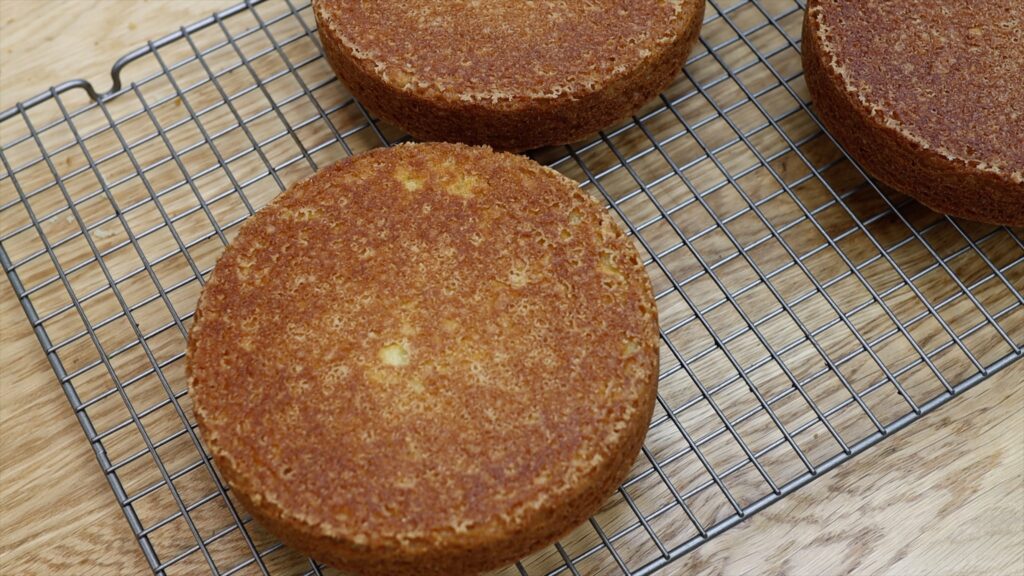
[1,0,1022,574]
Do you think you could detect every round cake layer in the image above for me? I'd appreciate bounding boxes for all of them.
[187,143,660,575]
[803,0,1024,226]
[313,0,705,151]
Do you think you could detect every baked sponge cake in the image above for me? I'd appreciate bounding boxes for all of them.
[802,0,1024,226]
[187,143,659,575]
[313,0,705,151]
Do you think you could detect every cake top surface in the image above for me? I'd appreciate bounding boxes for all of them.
[187,143,658,546]
[314,0,704,101]
[808,0,1024,175]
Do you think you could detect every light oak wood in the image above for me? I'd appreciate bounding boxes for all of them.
[1,5,239,576]
[1,1,1022,575]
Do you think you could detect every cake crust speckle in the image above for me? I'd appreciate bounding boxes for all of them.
[313,0,705,151]
[187,143,660,576]
[802,0,1024,226]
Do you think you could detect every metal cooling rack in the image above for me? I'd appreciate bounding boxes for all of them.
[2,0,1022,574]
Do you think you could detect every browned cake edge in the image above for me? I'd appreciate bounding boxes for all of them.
[312,1,705,152]
[213,375,657,576]
[188,145,661,575]
[802,2,1024,227]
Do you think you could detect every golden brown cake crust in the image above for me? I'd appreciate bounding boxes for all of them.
[313,0,705,151]
[187,143,659,575]
[802,0,1024,226]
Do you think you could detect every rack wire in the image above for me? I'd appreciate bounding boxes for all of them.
[1,0,1021,574]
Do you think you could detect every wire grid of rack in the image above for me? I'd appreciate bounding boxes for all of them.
[1,0,1022,574]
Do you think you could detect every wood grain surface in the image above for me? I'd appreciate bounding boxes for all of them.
[1,5,233,576]
[1,1,1022,575]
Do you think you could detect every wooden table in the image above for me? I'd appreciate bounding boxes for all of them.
[1,1,1021,575]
